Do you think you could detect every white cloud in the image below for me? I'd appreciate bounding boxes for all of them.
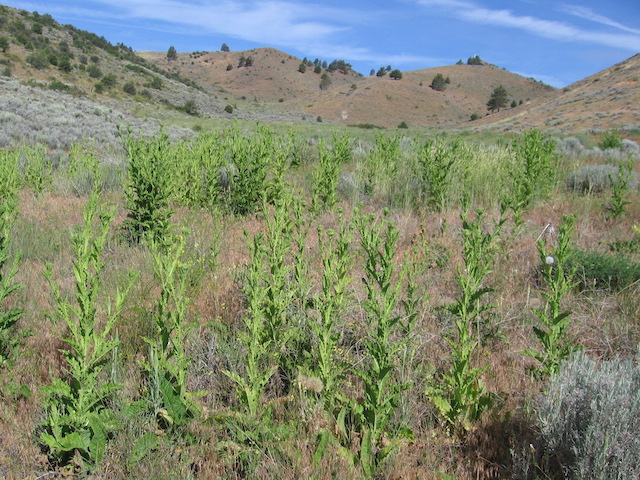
[561,5,640,35]
[416,0,640,51]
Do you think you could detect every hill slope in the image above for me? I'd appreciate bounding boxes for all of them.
[0,5,303,128]
[469,53,640,133]
[139,48,555,128]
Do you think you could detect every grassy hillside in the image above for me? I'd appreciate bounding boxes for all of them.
[469,53,640,134]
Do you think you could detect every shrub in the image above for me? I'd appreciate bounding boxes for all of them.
[398,121,408,129]
[599,130,623,150]
[566,164,638,193]
[535,350,640,480]
[100,74,116,89]
[319,73,332,90]
[182,99,198,116]
[430,73,446,91]
[123,82,136,95]
[224,104,233,114]
[87,64,102,79]
[568,249,640,291]
[27,50,49,70]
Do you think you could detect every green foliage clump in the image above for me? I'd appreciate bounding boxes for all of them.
[122,82,136,95]
[27,50,49,70]
[182,99,198,116]
[599,130,623,150]
[87,64,102,79]
[569,249,640,291]
[120,127,177,244]
[535,350,640,480]
[99,73,116,90]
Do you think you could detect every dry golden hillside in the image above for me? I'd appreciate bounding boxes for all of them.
[469,53,640,133]
[139,48,555,128]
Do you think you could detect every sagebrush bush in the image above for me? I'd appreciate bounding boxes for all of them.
[566,164,638,193]
[536,350,640,480]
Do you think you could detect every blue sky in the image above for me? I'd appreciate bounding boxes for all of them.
[5,0,640,87]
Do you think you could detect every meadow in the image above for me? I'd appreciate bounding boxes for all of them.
[0,124,639,479]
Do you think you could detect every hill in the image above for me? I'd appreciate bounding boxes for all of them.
[468,53,640,133]
[1,3,637,133]
[139,48,555,128]
[0,4,303,134]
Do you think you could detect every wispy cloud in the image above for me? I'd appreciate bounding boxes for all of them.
[561,5,640,35]
[416,0,640,51]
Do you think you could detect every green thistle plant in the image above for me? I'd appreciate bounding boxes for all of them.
[523,215,579,378]
[41,191,135,471]
[426,207,504,434]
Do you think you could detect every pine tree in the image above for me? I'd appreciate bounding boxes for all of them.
[167,46,177,61]
[430,73,447,91]
[487,85,509,112]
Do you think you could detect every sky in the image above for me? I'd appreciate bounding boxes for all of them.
[5,0,640,87]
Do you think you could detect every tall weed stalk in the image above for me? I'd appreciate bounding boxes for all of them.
[0,195,22,367]
[523,215,579,378]
[426,207,505,434]
[339,213,411,477]
[606,160,633,219]
[41,191,134,470]
[506,130,557,225]
[309,217,354,409]
[141,237,202,432]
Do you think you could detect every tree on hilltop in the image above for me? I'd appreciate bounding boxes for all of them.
[220,43,230,52]
[167,45,177,61]
[390,69,403,80]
